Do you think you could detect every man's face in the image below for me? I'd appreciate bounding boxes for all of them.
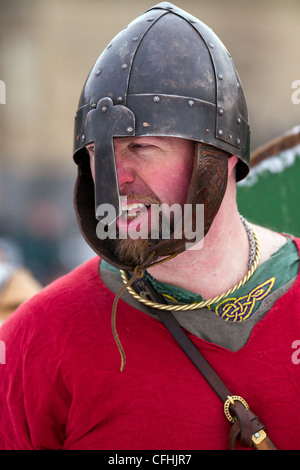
[87,136,195,266]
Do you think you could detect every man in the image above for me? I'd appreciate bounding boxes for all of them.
[0,2,299,450]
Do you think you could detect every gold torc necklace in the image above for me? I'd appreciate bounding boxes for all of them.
[120,215,261,312]
[113,215,261,370]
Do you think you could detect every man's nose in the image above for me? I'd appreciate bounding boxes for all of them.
[115,154,135,190]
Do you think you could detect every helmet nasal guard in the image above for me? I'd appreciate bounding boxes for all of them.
[73,2,250,269]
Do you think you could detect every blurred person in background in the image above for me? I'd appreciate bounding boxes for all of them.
[0,238,41,324]
[0,2,299,451]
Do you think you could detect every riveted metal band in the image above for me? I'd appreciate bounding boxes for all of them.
[180,12,248,155]
[74,8,168,153]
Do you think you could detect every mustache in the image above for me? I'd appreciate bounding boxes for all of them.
[119,192,161,206]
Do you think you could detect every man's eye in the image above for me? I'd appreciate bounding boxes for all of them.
[130,144,143,149]
[130,143,152,150]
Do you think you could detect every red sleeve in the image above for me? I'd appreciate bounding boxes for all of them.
[0,291,71,449]
[0,257,101,450]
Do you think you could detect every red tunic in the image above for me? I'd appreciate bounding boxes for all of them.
[0,239,300,450]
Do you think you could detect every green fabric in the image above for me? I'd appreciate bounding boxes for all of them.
[100,237,299,322]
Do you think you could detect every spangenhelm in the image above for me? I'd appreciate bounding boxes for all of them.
[73,2,250,271]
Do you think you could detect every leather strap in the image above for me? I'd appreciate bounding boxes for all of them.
[131,276,277,450]
[229,419,277,450]
[156,308,272,449]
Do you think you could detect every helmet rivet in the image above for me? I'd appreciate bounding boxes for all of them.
[75,113,78,119]
[217,73,223,80]
[81,135,86,142]
[101,106,108,113]
[237,117,241,124]
[91,103,97,109]
[208,42,214,48]
[236,138,241,145]
[206,129,210,133]
[121,63,128,70]
[95,69,101,76]
[188,100,194,107]
[107,43,112,49]
[147,18,154,22]
[218,129,223,136]
[117,96,124,103]
[127,127,134,134]
[218,108,224,116]
[132,37,139,42]
[153,96,160,103]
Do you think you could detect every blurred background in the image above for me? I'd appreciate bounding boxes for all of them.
[0,0,299,286]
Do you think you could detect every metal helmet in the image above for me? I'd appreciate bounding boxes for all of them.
[73,2,250,270]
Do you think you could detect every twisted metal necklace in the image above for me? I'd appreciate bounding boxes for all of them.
[120,215,261,312]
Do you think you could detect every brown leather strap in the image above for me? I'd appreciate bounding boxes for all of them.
[229,419,277,450]
[132,276,277,450]
[157,308,232,402]
[254,436,278,450]
[157,309,271,449]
